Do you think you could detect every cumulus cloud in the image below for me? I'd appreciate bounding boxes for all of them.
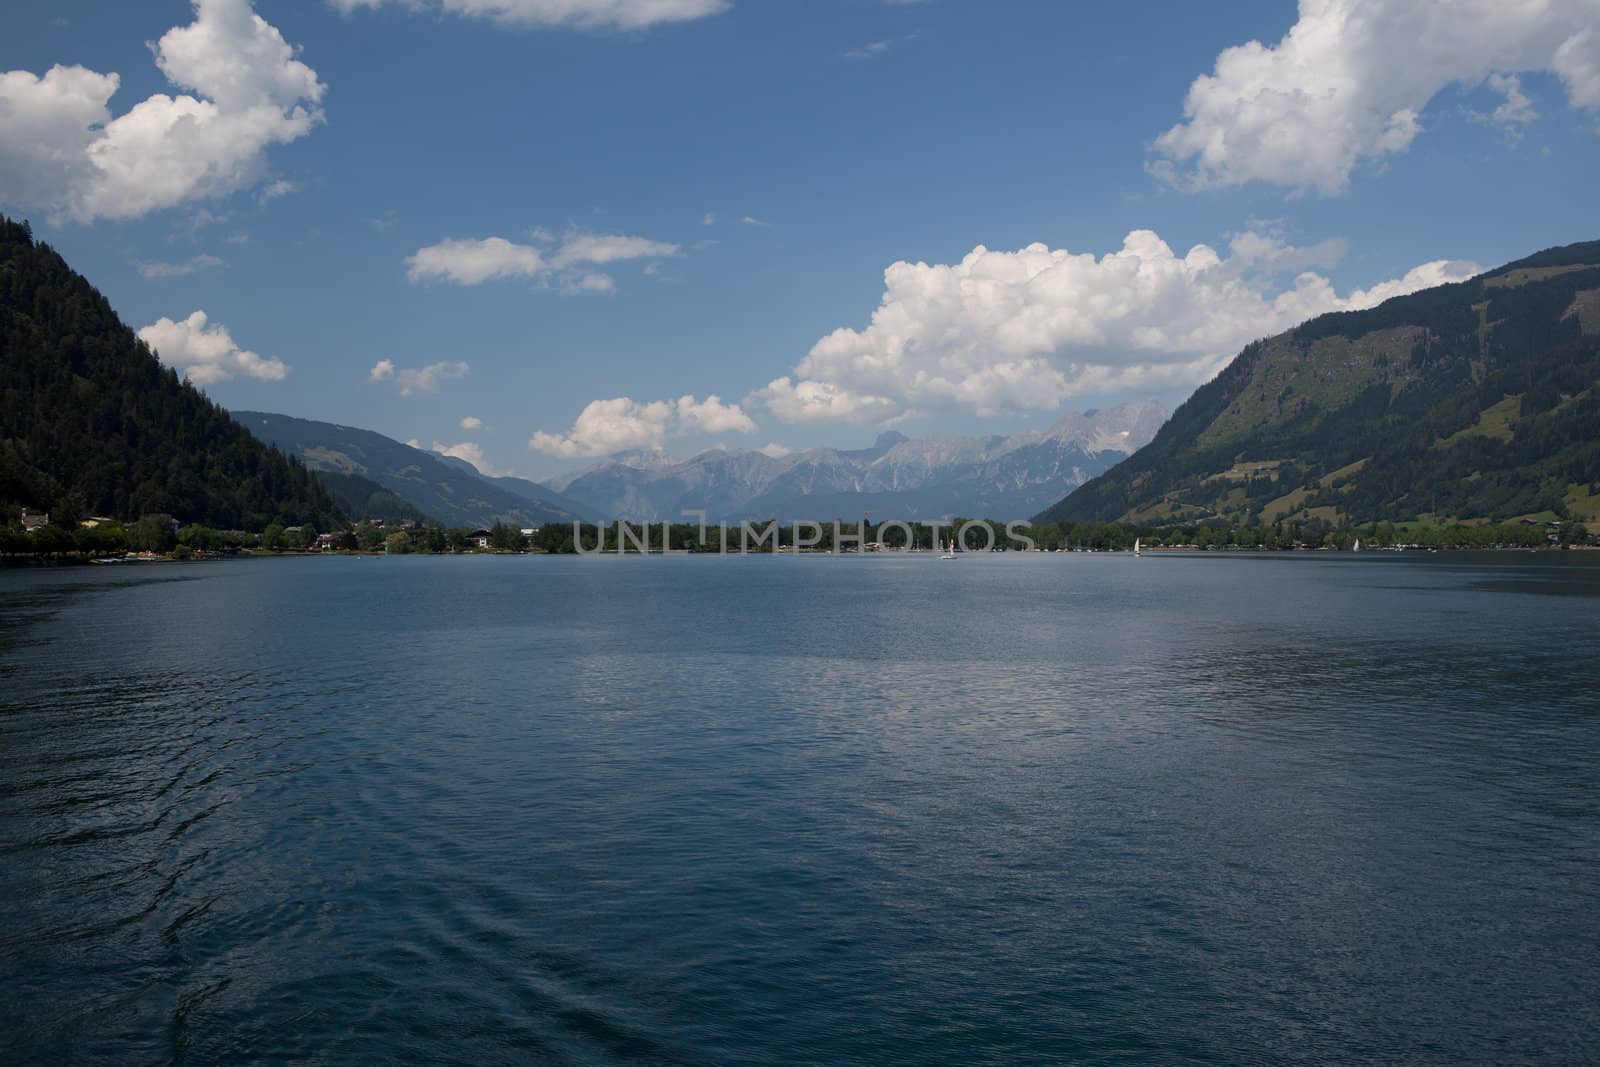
[369,359,471,396]
[754,228,1482,424]
[460,415,483,430]
[405,237,545,285]
[759,378,902,425]
[529,395,757,457]
[0,0,325,223]
[137,310,287,385]
[759,442,794,458]
[431,440,506,475]
[405,229,678,291]
[676,394,760,434]
[1151,0,1600,195]
[328,0,729,31]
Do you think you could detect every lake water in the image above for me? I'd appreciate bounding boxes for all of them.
[2,552,1598,1065]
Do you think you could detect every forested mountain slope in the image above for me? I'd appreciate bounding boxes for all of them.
[1039,240,1600,528]
[0,217,343,530]
[238,411,593,527]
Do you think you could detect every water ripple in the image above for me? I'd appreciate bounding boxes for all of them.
[2,555,1598,1064]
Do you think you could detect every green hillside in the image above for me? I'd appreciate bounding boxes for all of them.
[237,411,594,528]
[1039,240,1600,529]
[0,217,344,531]
[314,470,433,524]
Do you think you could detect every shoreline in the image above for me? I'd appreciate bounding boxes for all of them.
[6,543,1597,568]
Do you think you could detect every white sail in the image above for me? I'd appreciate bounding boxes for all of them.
[1134,538,1141,556]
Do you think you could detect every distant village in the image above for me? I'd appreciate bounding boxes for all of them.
[2,506,1594,562]
[0,509,543,560]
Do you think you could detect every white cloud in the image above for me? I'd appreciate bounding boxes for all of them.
[370,359,470,396]
[460,415,483,430]
[135,253,225,278]
[755,228,1482,424]
[562,272,617,294]
[396,361,470,396]
[703,212,717,225]
[328,0,730,31]
[137,310,287,385]
[549,233,678,267]
[0,0,325,223]
[675,394,759,434]
[431,440,505,476]
[741,216,769,227]
[1339,260,1485,309]
[1470,73,1539,140]
[1557,30,1600,108]
[405,230,678,291]
[406,237,545,284]
[530,394,757,457]
[1151,0,1600,195]
[844,40,892,60]
[255,177,299,203]
[758,378,902,425]
[758,442,793,458]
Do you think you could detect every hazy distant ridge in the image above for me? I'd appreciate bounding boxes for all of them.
[239,412,595,527]
[549,401,1170,522]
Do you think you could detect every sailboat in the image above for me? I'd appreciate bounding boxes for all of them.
[939,539,956,560]
[1134,538,1142,557]
[1353,538,1362,553]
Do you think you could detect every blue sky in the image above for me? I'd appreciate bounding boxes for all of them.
[4,0,1597,478]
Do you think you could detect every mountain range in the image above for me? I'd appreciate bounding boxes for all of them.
[546,401,1171,522]
[12,209,1595,539]
[1039,239,1600,529]
[237,412,595,528]
[239,403,1168,526]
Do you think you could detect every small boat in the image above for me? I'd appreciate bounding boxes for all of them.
[1134,538,1142,557]
[1353,538,1362,553]
[939,539,956,560]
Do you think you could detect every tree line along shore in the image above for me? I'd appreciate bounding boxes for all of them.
[2,511,1592,563]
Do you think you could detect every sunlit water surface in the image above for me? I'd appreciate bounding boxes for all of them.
[2,552,1598,1064]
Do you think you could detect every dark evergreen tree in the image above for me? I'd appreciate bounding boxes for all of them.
[0,216,345,530]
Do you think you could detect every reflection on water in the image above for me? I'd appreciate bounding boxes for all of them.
[2,553,1598,1064]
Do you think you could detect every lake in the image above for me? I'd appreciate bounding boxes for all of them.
[2,552,1598,1064]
